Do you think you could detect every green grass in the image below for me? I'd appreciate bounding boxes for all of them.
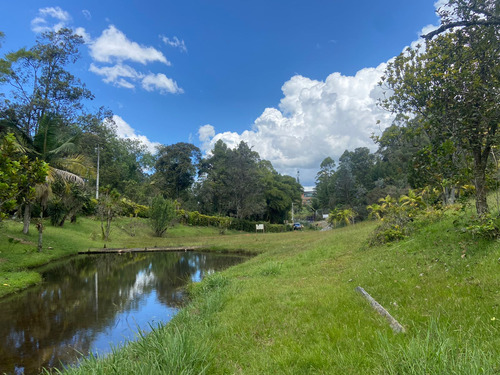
[3,212,500,373]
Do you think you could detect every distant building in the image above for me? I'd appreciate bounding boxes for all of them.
[301,187,315,206]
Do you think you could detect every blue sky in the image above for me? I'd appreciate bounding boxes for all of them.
[0,0,442,185]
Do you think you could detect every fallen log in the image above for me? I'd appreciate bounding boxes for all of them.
[355,286,406,333]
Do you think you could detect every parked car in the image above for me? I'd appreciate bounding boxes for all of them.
[293,222,303,230]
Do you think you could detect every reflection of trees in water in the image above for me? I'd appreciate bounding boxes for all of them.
[0,252,245,375]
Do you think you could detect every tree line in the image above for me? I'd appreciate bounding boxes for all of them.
[314,0,499,223]
[0,28,302,240]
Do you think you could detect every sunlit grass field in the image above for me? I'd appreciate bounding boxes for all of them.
[1,209,499,373]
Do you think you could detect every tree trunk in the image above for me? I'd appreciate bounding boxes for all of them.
[23,203,31,235]
[37,220,43,252]
[473,149,489,217]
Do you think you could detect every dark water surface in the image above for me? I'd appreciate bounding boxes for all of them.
[0,251,246,375]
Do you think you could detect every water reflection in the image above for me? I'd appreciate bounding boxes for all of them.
[0,251,246,375]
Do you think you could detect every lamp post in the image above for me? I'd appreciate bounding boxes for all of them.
[96,144,100,199]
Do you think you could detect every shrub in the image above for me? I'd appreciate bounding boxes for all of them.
[455,213,500,239]
[149,195,176,237]
[368,189,442,246]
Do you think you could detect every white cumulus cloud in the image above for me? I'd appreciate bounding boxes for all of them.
[107,115,161,154]
[197,2,447,185]
[141,73,184,94]
[90,25,170,65]
[199,63,394,185]
[89,63,143,89]
[198,125,216,142]
[31,7,71,33]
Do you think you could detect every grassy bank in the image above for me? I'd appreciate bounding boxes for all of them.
[49,215,500,374]
[0,217,245,298]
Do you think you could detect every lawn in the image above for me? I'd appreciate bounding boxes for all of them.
[29,214,498,374]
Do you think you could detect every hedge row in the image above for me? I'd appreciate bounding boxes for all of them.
[176,209,291,233]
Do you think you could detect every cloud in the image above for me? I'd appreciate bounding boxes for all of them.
[107,115,161,153]
[88,25,184,94]
[90,25,170,65]
[74,27,91,43]
[199,64,395,185]
[197,4,447,186]
[89,63,143,89]
[198,125,216,143]
[31,7,71,33]
[141,73,184,94]
[82,10,92,20]
[160,35,187,53]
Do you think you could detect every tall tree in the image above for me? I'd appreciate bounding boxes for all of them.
[1,29,95,232]
[381,8,500,215]
[154,142,201,201]
[197,140,266,219]
[0,28,93,139]
[315,157,336,210]
[260,162,303,223]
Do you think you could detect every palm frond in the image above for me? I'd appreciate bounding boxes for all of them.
[48,140,77,156]
[51,168,85,185]
[51,154,95,179]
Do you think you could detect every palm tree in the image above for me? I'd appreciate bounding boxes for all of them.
[20,114,93,234]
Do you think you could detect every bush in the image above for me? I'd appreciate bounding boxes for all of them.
[368,189,442,246]
[150,196,176,237]
[121,198,149,218]
[455,213,500,239]
[176,209,288,233]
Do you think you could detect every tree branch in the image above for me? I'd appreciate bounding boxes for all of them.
[422,19,500,39]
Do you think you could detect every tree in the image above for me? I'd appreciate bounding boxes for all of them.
[260,163,303,223]
[423,0,500,39]
[149,195,176,237]
[1,29,96,232]
[97,187,121,241]
[381,16,500,216]
[0,28,92,138]
[315,157,336,210]
[77,111,154,203]
[11,113,93,234]
[0,133,48,221]
[154,142,201,201]
[197,140,266,219]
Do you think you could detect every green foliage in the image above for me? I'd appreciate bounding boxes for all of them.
[97,187,122,241]
[328,208,357,227]
[380,17,500,216]
[0,28,93,138]
[176,209,289,233]
[120,198,149,218]
[149,195,176,237]
[454,212,500,239]
[368,189,443,245]
[154,142,201,201]
[195,140,301,223]
[0,133,48,220]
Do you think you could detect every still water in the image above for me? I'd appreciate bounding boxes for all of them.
[0,251,246,375]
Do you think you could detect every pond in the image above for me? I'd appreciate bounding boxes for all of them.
[0,251,247,375]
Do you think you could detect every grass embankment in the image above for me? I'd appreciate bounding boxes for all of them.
[51,215,499,374]
[1,214,499,373]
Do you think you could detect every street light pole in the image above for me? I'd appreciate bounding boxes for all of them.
[96,144,100,200]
